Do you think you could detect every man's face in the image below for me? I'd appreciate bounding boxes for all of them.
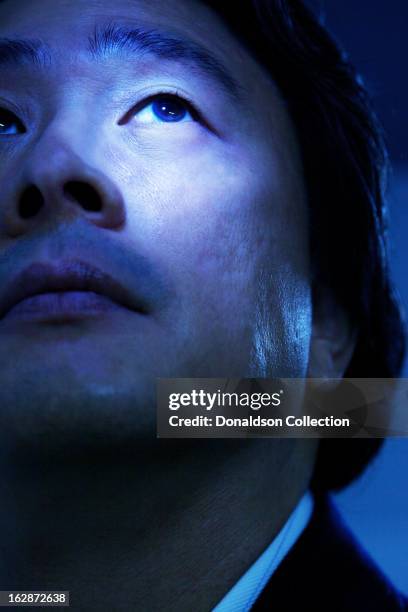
[0,0,311,447]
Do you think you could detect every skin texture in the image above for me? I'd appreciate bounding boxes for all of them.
[0,0,311,448]
[0,0,354,609]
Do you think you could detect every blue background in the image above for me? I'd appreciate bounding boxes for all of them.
[306,0,408,595]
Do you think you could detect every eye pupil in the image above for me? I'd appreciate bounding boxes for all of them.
[152,97,187,122]
[0,109,25,135]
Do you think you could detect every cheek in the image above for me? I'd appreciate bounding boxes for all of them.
[122,142,308,281]
[119,145,272,290]
[111,137,312,373]
[119,136,307,288]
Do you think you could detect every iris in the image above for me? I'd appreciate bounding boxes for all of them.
[151,96,188,122]
[0,109,24,135]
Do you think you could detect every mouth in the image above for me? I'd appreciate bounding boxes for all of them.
[0,261,147,323]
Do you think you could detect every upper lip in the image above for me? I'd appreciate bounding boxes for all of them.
[0,260,147,319]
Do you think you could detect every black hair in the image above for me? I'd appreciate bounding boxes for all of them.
[204,0,406,490]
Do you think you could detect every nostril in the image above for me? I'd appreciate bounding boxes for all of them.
[19,185,44,219]
[63,180,103,212]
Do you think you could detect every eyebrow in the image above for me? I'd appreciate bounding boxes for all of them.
[0,23,243,101]
[0,38,51,67]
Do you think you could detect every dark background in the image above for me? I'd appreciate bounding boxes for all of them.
[306,0,408,594]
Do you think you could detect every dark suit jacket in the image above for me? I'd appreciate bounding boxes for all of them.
[253,494,408,611]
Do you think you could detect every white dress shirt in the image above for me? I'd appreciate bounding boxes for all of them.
[213,491,313,612]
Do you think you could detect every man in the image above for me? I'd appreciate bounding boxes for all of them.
[0,0,405,610]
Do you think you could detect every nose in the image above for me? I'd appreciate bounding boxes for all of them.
[1,134,126,238]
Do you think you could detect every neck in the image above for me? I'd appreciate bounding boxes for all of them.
[1,439,315,611]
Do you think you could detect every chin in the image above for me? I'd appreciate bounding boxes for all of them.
[0,364,159,465]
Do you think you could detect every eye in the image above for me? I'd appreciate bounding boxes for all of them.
[0,108,26,136]
[134,94,195,125]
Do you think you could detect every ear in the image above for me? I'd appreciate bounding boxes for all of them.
[307,286,356,378]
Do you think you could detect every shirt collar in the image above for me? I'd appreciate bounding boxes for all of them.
[213,491,314,611]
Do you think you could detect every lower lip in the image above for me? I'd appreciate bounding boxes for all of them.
[1,291,128,323]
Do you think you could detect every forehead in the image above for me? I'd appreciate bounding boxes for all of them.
[0,0,247,72]
[0,0,304,198]
[0,0,217,33]
[0,0,286,108]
